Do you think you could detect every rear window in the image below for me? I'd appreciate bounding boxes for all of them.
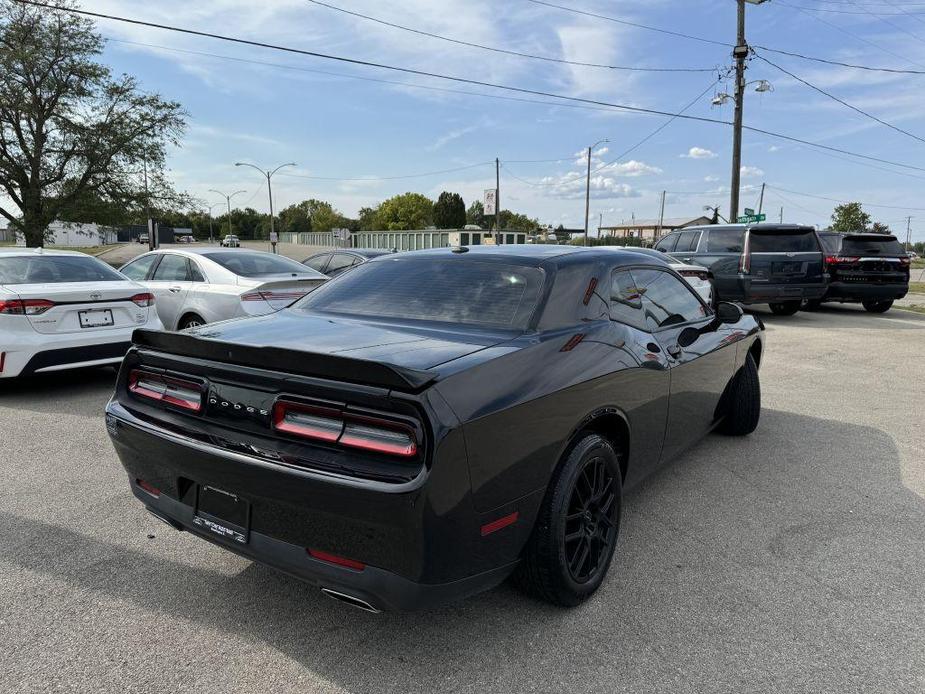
[818,234,840,254]
[0,255,124,284]
[749,230,819,253]
[206,252,312,277]
[840,236,905,255]
[295,257,544,329]
[706,228,745,253]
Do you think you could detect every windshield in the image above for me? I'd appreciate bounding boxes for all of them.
[205,252,315,277]
[0,255,125,284]
[840,237,905,255]
[294,257,545,329]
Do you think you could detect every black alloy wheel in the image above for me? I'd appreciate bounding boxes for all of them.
[564,454,619,583]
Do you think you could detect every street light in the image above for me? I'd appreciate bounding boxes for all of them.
[205,203,222,244]
[235,162,296,251]
[209,188,247,240]
[584,138,609,247]
[711,80,773,106]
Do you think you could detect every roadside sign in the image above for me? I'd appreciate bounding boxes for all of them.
[737,213,767,223]
[744,207,755,216]
[484,189,497,216]
[269,231,278,243]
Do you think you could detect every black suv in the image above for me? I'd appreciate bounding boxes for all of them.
[656,224,826,315]
[813,232,910,313]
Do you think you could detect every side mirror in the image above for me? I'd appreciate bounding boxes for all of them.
[656,247,667,253]
[716,301,744,324]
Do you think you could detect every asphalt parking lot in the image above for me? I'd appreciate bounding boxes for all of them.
[1,305,923,694]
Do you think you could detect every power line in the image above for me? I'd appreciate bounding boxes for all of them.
[20,1,925,176]
[304,0,717,73]
[752,45,925,74]
[779,2,925,14]
[755,53,925,146]
[842,0,925,42]
[277,161,492,182]
[765,184,925,211]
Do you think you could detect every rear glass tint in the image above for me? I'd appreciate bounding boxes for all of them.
[0,255,124,284]
[749,231,819,253]
[818,235,840,254]
[296,258,544,329]
[207,252,313,277]
[839,237,905,255]
[706,228,745,253]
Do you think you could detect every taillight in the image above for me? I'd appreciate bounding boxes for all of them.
[273,400,418,458]
[131,292,155,307]
[739,235,751,274]
[136,479,161,498]
[0,298,54,315]
[128,369,204,412]
[825,255,860,265]
[679,270,709,281]
[307,548,365,571]
[899,256,911,267]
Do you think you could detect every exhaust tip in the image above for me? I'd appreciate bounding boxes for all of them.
[320,587,380,613]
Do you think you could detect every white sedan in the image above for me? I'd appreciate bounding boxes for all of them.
[620,246,714,306]
[0,248,162,379]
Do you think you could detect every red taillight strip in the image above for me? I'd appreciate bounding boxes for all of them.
[340,416,417,457]
[136,479,161,498]
[131,292,155,307]
[0,298,54,315]
[307,548,365,571]
[481,511,519,537]
[582,277,598,305]
[272,401,343,442]
[128,370,203,412]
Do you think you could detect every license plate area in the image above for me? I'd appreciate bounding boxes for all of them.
[78,308,114,328]
[192,485,250,544]
[771,261,804,275]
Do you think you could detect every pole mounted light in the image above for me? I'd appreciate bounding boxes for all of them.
[209,188,247,239]
[235,162,296,251]
[584,138,609,247]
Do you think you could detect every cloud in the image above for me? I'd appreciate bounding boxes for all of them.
[704,175,720,182]
[537,170,641,199]
[681,147,717,159]
[768,145,780,153]
[427,125,478,151]
[740,166,764,178]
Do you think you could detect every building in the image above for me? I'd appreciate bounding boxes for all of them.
[15,221,119,247]
[599,215,713,242]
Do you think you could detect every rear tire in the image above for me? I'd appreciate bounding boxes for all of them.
[768,301,801,316]
[513,434,622,607]
[178,314,206,330]
[804,299,823,311]
[862,299,893,313]
[719,353,761,436]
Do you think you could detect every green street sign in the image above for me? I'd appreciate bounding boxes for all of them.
[737,213,767,223]
[755,213,766,222]
[744,207,755,216]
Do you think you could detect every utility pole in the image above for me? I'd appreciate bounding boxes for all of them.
[757,182,766,215]
[779,206,784,223]
[495,158,500,244]
[235,162,296,252]
[142,152,155,252]
[584,139,608,247]
[906,216,912,250]
[729,0,748,223]
[656,190,667,240]
[598,212,603,240]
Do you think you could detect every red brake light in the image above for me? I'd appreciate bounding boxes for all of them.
[131,292,155,307]
[825,255,860,265]
[0,298,54,315]
[679,270,708,281]
[128,370,203,412]
[273,400,418,458]
[899,256,911,267]
[307,548,365,571]
[739,235,751,274]
[136,479,161,498]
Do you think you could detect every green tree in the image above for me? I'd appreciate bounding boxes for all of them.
[278,198,352,234]
[433,191,466,229]
[498,210,538,231]
[871,221,891,234]
[0,1,187,246]
[831,202,871,232]
[357,206,379,231]
[466,200,485,228]
[376,192,433,230]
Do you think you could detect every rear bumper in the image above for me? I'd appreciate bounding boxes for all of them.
[732,278,826,304]
[824,282,908,302]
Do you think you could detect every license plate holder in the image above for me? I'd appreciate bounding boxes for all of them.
[193,485,250,544]
[78,308,114,328]
[771,261,803,275]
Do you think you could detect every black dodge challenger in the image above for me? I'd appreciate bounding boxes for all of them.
[105,245,764,611]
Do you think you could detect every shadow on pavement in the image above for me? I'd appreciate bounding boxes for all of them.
[2,408,923,692]
[0,367,116,416]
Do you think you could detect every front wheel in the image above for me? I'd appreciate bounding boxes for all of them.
[514,434,622,607]
[768,301,801,316]
[862,299,893,313]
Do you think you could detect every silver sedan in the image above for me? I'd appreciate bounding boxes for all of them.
[119,248,328,330]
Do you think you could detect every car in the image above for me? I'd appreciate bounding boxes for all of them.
[221,235,240,248]
[811,232,910,313]
[656,224,826,316]
[0,248,162,378]
[118,248,327,330]
[302,248,396,278]
[616,246,714,305]
[137,232,149,244]
[176,235,196,244]
[105,245,764,611]
[908,251,919,260]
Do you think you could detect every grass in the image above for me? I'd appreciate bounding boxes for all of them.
[896,304,925,315]
[908,282,925,294]
[911,258,925,269]
[0,243,120,255]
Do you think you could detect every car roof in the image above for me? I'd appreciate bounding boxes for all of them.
[0,247,90,258]
[682,223,815,233]
[373,244,666,268]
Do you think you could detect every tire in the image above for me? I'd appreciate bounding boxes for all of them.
[719,353,761,436]
[768,301,801,316]
[862,299,893,313]
[513,434,623,607]
[804,299,823,311]
[178,314,206,330]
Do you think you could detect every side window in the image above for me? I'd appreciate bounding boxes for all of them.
[120,254,157,281]
[676,230,702,252]
[630,267,707,330]
[609,269,647,330]
[188,260,206,283]
[304,253,331,272]
[654,233,679,252]
[151,254,190,281]
[705,228,745,253]
[326,253,359,276]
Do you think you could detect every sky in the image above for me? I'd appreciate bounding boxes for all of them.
[52,0,925,240]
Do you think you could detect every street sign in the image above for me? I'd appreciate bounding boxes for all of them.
[736,213,767,223]
[484,189,497,216]
[744,207,755,216]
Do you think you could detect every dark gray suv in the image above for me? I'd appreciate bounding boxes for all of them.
[656,224,827,315]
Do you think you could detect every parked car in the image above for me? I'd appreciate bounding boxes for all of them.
[617,246,714,305]
[811,232,910,313]
[176,235,195,244]
[221,235,240,248]
[119,248,327,330]
[656,223,826,316]
[302,248,396,278]
[105,245,764,611]
[137,232,149,244]
[0,248,161,378]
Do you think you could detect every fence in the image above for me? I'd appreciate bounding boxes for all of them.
[278,229,454,250]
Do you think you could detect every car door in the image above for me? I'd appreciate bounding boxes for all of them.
[669,230,703,263]
[629,266,737,463]
[147,254,193,329]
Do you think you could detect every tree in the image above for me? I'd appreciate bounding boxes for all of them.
[831,202,871,233]
[376,192,433,230]
[357,206,379,231]
[433,191,466,229]
[278,198,351,235]
[498,209,538,231]
[0,1,187,246]
[466,200,485,228]
[871,221,891,234]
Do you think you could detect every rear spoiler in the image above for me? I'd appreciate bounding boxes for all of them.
[131,329,437,392]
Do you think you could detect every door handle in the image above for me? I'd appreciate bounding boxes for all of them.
[666,344,682,359]
[168,286,182,293]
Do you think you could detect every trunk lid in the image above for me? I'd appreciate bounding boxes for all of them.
[745,226,824,285]
[237,274,327,311]
[5,281,151,334]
